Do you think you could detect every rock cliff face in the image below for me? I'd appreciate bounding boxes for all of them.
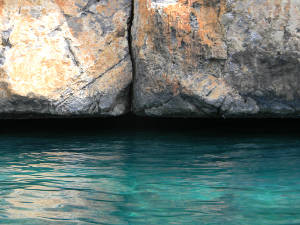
[132,0,300,117]
[0,0,300,118]
[0,0,132,117]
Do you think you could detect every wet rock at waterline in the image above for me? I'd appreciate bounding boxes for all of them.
[132,0,300,117]
[0,0,132,117]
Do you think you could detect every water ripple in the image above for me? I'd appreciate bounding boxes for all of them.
[0,132,299,224]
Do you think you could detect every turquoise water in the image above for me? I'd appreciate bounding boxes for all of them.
[0,128,300,224]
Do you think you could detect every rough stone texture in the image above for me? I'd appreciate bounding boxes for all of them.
[132,0,300,117]
[0,0,132,117]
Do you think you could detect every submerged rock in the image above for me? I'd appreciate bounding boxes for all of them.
[0,0,132,117]
[132,0,300,117]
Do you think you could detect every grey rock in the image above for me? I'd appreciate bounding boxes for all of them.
[132,0,300,118]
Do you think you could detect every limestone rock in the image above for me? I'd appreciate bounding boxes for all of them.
[132,0,300,117]
[0,0,132,117]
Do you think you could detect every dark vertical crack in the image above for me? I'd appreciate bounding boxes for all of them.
[64,37,80,67]
[80,54,129,90]
[81,0,100,14]
[127,0,135,112]
[0,29,13,66]
[2,29,12,48]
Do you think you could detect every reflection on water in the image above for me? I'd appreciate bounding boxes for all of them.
[0,131,299,224]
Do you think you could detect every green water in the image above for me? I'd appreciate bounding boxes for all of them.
[0,129,299,224]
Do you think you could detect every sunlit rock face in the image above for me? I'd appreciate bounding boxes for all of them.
[0,0,132,117]
[132,0,300,117]
[1,0,300,118]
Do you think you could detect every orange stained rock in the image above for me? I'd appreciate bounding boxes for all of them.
[0,0,3,15]
[92,60,131,93]
[0,0,130,100]
[55,0,71,8]
[54,0,81,16]
[161,73,180,95]
[161,0,226,47]
[136,0,227,60]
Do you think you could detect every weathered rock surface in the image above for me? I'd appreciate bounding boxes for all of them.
[132,0,300,117]
[0,0,132,117]
[0,0,300,118]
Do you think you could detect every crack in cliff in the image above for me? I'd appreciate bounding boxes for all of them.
[54,54,130,113]
[0,28,13,66]
[127,0,135,111]
[81,0,100,14]
[2,29,12,49]
[64,37,80,67]
[80,54,129,90]
[140,94,180,114]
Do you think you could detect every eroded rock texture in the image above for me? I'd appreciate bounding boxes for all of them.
[0,0,132,117]
[132,0,300,117]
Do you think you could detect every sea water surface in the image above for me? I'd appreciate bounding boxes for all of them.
[0,123,300,225]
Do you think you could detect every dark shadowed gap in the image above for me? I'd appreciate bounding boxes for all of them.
[0,114,300,138]
[127,0,135,112]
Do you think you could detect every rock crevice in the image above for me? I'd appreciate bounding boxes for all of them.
[127,0,136,112]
